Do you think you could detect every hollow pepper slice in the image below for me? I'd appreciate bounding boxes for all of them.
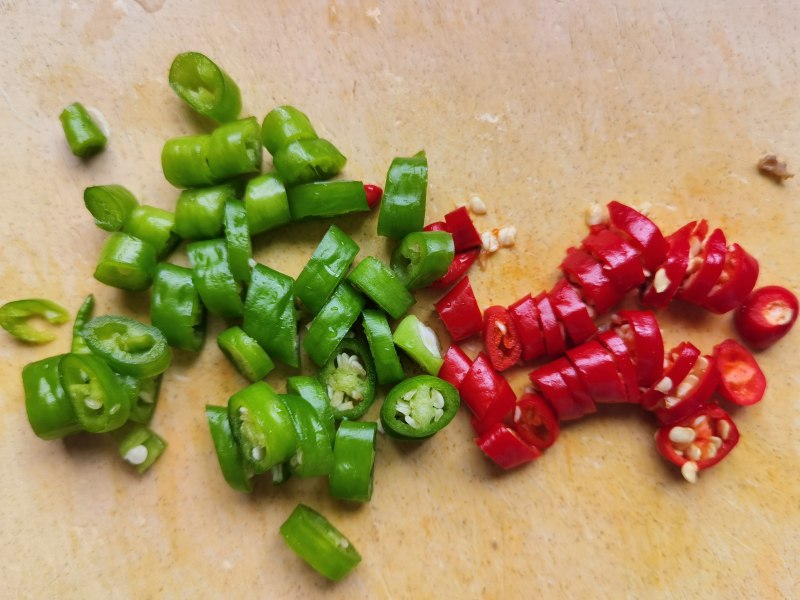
[272,138,347,187]
[261,105,318,154]
[654,353,718,426]
[481,305,522,371]
[735,285,798,349]
[287,180,369,221]
[59,102,107,157]
[22,355,83,440]
[243,264,298,367]
[435,277,483,343]
[380,375,460,439]
[244,172,291,234]
[640,341,702,412]
[168,52,241,123]
[174,184,236,240]
[512,392,560,451]
[94,232,157,292]
[560,247,625,314]
[566,340,629,404]
[461,353,516,427]
[81,315,172,378]
[437,345,473,389]
[476,423,541,469]
[713,339,766,406]
[556,359,597,416]
[187,239,243,319]
[286,376,336,446]
[533,292,566,358]
[217,326,274,382]
[0,299,69,344]
[596,330,641,404]
[529,359,583,421]
[83,184,138,232]
[318,338,377,420]
[347,256,415,320]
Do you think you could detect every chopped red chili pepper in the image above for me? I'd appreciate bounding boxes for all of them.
[460,353,515,423]
[653,353,718,426]
[548,278,597,346]
[556,359,597,416]
[434,277,482,342]
[640,341,701,412]
[614,310,664,388]
[596,330,641,404]
[713,339,766,406]
[476,422,541,469]
[641,222,694,308]
[438,345,472,389]
[606,201,668,271]
[423,221,448,233]
[582,227,645,291]
[677,226,727,305]
[512,392,560,450]
[734,285,798,349]
[566,340,628,404]
[444,206,482,251]
[533,292,566,358]
[508,294,545,362]
[363,184,383,209]
[482,305,522,371]
[703,243,760,314]
[529,359,583,421]
[429,249,479,289]
[561,247,625,314]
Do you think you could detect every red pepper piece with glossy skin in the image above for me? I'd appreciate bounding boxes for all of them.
[363,184,383,209]
[582,227,645,291]
[597,330,641,404]
[438,345,472,389]
[607,201,668,271]
[508,294,545,362]
[476,423,541,469]
[429,249,479,289]
[653,354,718,425]
[677,227,727,305]
[615,310,665,388]
[735,286,798,349]
[529,359,582,421]
[533,292,566,358]
[713,339,766,406]
[434,277,482,342]
[655,405,739,481]
[548,279,598,346]
[460,353,515,422]
[561,247,626,314]
[640,341,701,411]
[703,243,760,314]
[641,222,695,308]
[556,360,597,416]
[482,305,522,371]
[423,221,448,233]
[444,206,482,251]
[512,392,560,450]
[566,340,628,404]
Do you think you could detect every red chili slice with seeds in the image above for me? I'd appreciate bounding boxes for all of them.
[641,222,694,308]
[703,243,760,314]
[548,279,598,346]
[677,226,727,305]
[734,285,799,350]
[512,392,560,450]
[640,342,701,412]
[713,339,766,406]
[653,354,719,425]
[482,305,522,371]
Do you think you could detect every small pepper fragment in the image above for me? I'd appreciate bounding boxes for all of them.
[429,249,480,289]
[0,298,69,344]
[435,277,483,342]
[380,375,460,440]
[71,294,95,354]
[59,102,107,157]
[364,183,383,208]
[444,206,482,251]
[117,425,167,474]
[223,199,253,284]
[217,326,275,382]
[329,421,377,504]
[512,392,560,451]
[22,355,82,440]
[126,375,162,425]
[476,423,541,469]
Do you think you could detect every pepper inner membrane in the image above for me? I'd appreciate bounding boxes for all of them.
[323,352,368,412]
[394,385,445,430]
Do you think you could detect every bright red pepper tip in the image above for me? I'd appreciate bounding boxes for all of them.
[363,184,383,209]
[734,285,798,350]
[713,339,767,406]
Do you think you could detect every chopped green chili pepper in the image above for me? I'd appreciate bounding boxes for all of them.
[174,183,237,240]
[207,117,262,180]
[347,256,416,320]
[228,382,297,474]
[318,338,376,420]
[362,309,404,385]
[150,263,206,352]
[59,352,129,433]
[261,105,318,154]
[205,404,253,493]
[281,394,334,478]
[71,294,95,354]
[329,420,377,503]
[280,504,362,581]
[169,52,241,123]
[117,425,167,474]
[243,172,291,234]
[377,151,428,239]
[380,375,460,439]
[125,374,162,425]
[272,138,346,186]
[93,232,157,291]
[304,283,366,368]
[22,355,82,440]
[242,264,298,367]
[223,199,252,283]
[295,225,360,315]
[393,314,443,375]
[0,298,69,344]
[217,326,274,382]
[161,134,215,189]
[286,376,336,446]
[287,181,369,221]
[59,102,107,157]
[81,315,172,378]
[187,239,244,319]
[123,205,180,259]
[83,184,138,231]
[391,231,454,290]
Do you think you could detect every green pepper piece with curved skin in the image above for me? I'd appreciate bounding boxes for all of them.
[393,314,443,375]
[361,309,404,385]
[0,299,69,344]
[22,355,83,439]
[206,404,253,493]
[174,183,237,240]
[280,504,362,581]
[272,138,346,186]
[391,231,454,290]
[304,283,365,368]
[59,353,130,433]
[261,105,318,154]
[123,205,180,259]
[347,256,415,320]
[117,425,167,474]
[287,181,369,221]
[94,232,157,292]
[281,394,334,478]
[242,264,298,367]
[150,263,206,352]
[318,338,376,420]
[187,239,243,319]
[124,374,162,425]
[286,376,336,446]
[227,382,297,474]
[161,134,215,189]
[83,185,138,231]
[295,225,359,315]
[207,117,262,181]
[329,421,377,503]
[380,375,460,439]
[243,172,291,234]
[71,295,95,354]
[377,151,428,239]
[169,52,241,123]
[217,326,274,382]
[81,315,172,378]
[223,200,252,284]
[59,102,107,157]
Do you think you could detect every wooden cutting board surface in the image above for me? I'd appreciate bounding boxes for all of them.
[1,1,798,598]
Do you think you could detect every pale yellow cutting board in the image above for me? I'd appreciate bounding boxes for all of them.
[1,1,798,598]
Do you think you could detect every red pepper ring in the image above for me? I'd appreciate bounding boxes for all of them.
[434,277,482,342]
[703,243,760,314]
[606,201,668,271]
[482,305,522,372]
[533,292,566,358]
[444,206,482,251]
[548,279,598,346]
[735,285,799,350]
[677,227,727,305]
[655,405,739,483]
[653,354,719,426]
[560,247,626,314]
[512,392,560,450]
[615,310,664,388]
[508,294,545,362]
[476,422,541,470]
[460,353,515,422]
[596,330,641,404]
[429,249,479,289]
[438,345,472,389]
[529,359,582,421]
[641,222,695,308]
[712,339,767,406]
[557,360,597,416]
[581,227,645,291]
[640,342,701,411]
[566,340,628,404]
